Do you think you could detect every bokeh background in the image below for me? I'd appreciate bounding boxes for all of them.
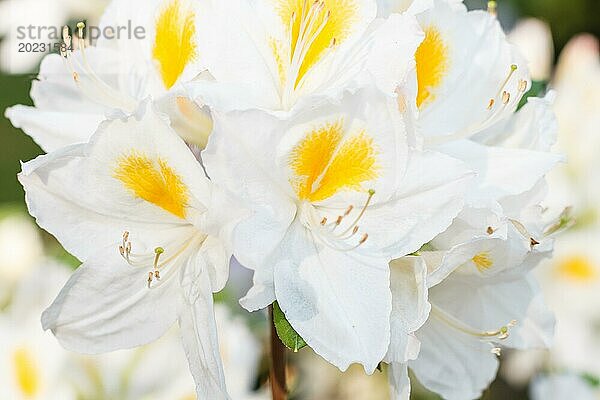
[1,0,599,399]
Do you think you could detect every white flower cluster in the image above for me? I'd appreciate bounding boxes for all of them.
[5,0,562,398]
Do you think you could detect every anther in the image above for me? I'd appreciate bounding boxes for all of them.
[487,226,494,235]
[530,238,540,248]
[344,205,354,216]
[491,347,501,356]
[335,215,343,225]
[487,99,495,110]
[518,79,528,92]
[359,233,368,245]
[320,217,328,225]
[502,91,510,104]
[147,272,154,288]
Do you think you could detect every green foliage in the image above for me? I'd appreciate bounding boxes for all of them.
[518,80,547,110]
[272,301,307,352]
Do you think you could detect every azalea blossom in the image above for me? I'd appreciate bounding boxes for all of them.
[18,106,243,399]
[530,373,599,400]
[5,0,212,152]
[0,261,75,400]
[203,86,472,372]
[188,0,424,112]
[69,304,267,400]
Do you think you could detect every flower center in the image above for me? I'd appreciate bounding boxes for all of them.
[274,0,357,106]
[153,0,198,89]
[557,255,597,282]
[114,152,190,219]
[289,119,379,202]
[13,347,40,397]
[472,252,493,272]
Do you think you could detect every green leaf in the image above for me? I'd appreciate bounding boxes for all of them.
[517,80,547,110]
[582,372,600,388]
[273,301,307,352]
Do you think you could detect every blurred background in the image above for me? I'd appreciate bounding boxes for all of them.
[1,0,599,399]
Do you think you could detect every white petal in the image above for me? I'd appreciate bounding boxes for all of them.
[361,150,473,258]
[4,106,104,153]
[202,108,298,271]
[386,257,430,363]
[437,139,562,204]
[410,315,499,400]
[388,362,411,400]
[365,13,424,96]
[273,222,391,373]
[178,260,230,400]
[41,246,181,353]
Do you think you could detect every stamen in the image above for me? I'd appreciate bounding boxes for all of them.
[117,231,204,288]
[432,305,517,343]
[339,189,375,236]
[518,79,528,92]
[59,22,137,112]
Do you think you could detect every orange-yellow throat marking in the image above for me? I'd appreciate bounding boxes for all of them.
[290,120,378,202]
[472,252,493,272]
[275,0,358,88]
[13,348,40,396]
[415,26,449,108]
[557,255,597,281]
[153,0,198,89]
[114,153,189,218]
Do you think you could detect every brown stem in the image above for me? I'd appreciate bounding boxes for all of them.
[269,304,288,400]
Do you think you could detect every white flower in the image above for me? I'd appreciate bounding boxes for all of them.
[388,0,530,141]
[18,106,244,399]
[507,18,554,82]
[5,0,212,152]
[0,213,44,304]
[204,87,472,372]
[404,205,555,400]
[188,0,424,112]
[548,34,600,215]
[67,304,267,400]
[530,373,598,400]
[0,261,75,400]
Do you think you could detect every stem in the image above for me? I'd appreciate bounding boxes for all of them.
[269,304,288,400]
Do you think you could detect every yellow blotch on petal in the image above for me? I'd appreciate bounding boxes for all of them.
[276,0,358,88]
[557,255,597,282]
[472,252,493,272]
[13,348,40,397]
[114,153,189,219]
[415,26,449,108]
[153,0,198,89]
[290,120,378,202]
